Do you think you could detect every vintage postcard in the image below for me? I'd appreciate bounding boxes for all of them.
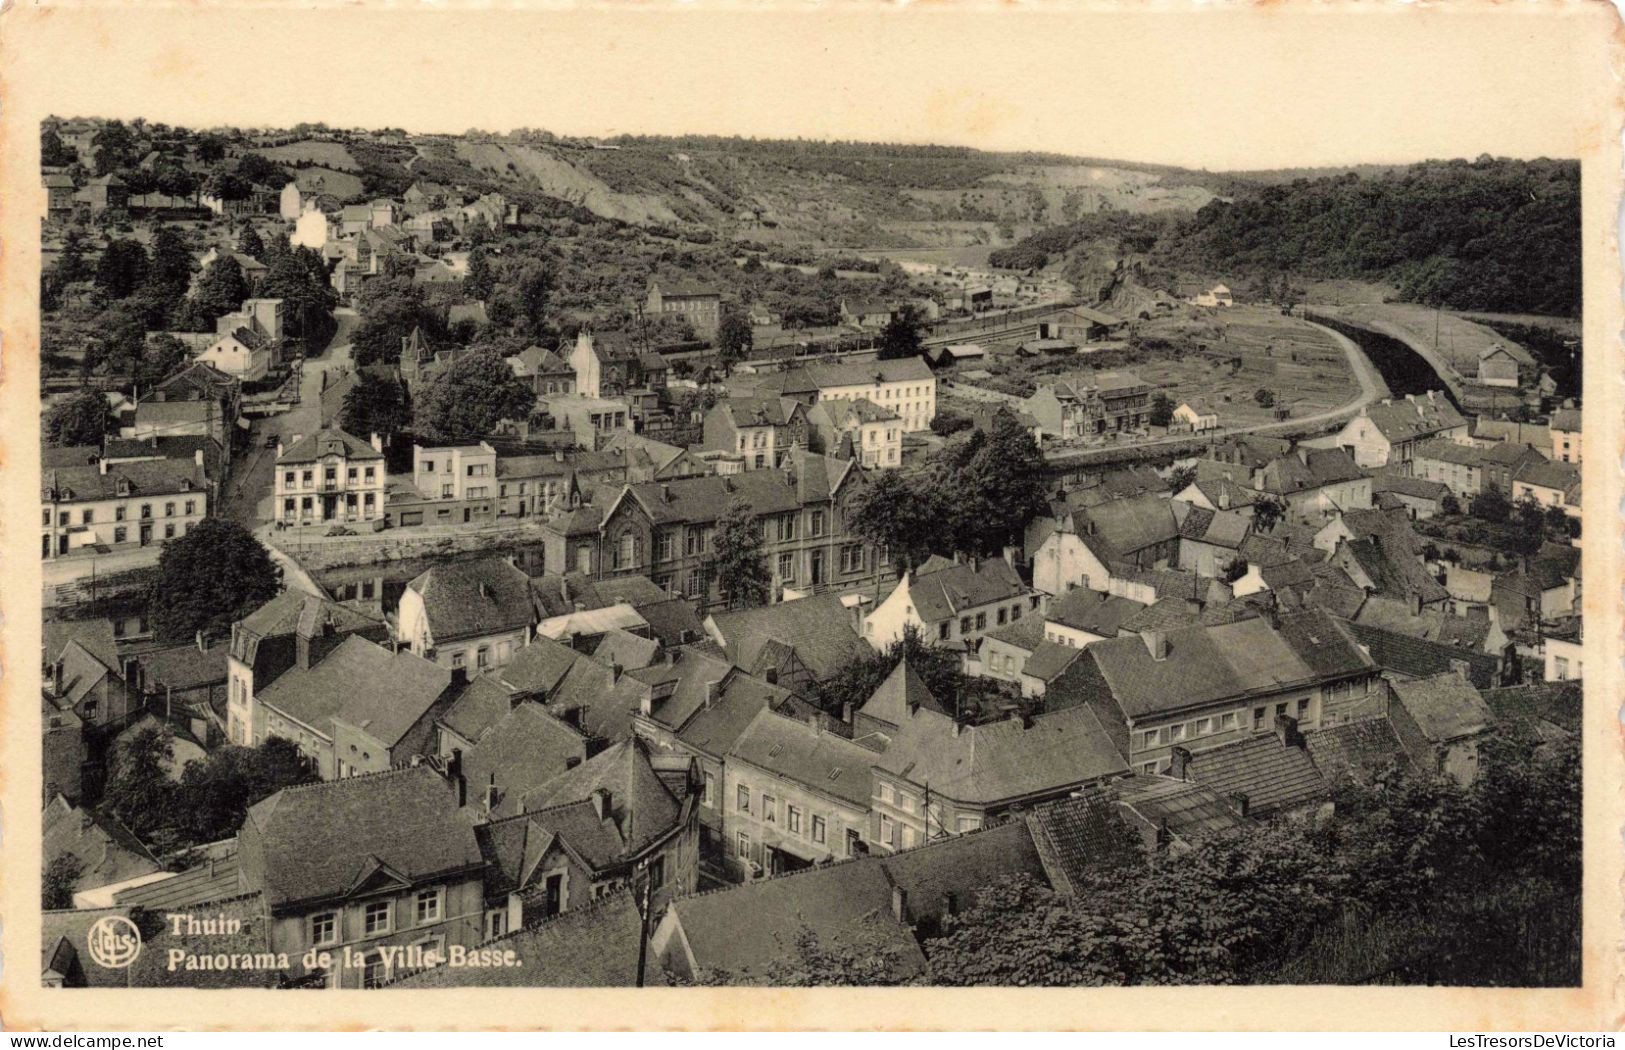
[0,1,1620,1032]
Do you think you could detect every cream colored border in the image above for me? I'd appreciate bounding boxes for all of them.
[2,1,1621,1031]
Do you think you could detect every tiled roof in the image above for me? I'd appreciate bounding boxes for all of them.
[876,704,1128,805]
[1343,621,1500,689]
[633,597,707,649]
[716,396,805,429]
[1413,438,1485,468]
[255,635,450,747]
[1118,597,1203,635]
[438,674,516,744]
[392,892,654,987]
[1079,493,1181,556]
[1352,598,1491,652]
[1479,681,1582,736]
[1372,475,1450,500]
[43,459,205,502]
[1024,793,1143,896]
[1549,407,1581,432]
[907,557,1030,624]
[547,656,645,744]
[1020,640,1085,683]
[407,556,535,645]
[460,702,590,819]
[519,738,685,869]
[1108,774,1247,842]
[592,628,660,672]
[1047,589,1147,637]
[232,590,384,666]
[241,767,481,908]
[1303,720,1413,786]
[1186,733,1329,818]
[632,649,735,730]
[1255,447,1365,495]
[708,592,867,682]
[981,614,1045,652]
[729,707,877,810]
[1390,672,1495,743]
[673,671,793,758]
[1514,459,1580,492]
[1360,395,1467,442]
[137,642,228,690]
[858,658,951,729]
[114,848,242,910]
[43,618,119,671]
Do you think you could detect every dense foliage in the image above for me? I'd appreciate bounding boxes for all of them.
[44,389,113,447]
[412,346,535,444]
[711,498,772,610]
[147,519,282,642]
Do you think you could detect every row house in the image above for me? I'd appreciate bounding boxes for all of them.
[1332,392,1468,469]
[1252,446,1372,522]
[568,331,668,400]
[700,397,810,471]
[567,451,887,609]
[397,556,536,673]
[1549,406,1581,464]
[41,457,208,560]
[807,398,902,469]
[1023,371,1154,441]
[506,345,577,397]
[1513,460,1582,520]
[273,428,386,526]
[1050,609,1381,776]
[758,357,937,433]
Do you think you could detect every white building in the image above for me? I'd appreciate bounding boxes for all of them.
[863,555,1041,651]
[273,428,386,526]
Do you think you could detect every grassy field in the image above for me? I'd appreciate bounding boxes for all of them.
[1334,302,1535,375]
[252,139,360,172]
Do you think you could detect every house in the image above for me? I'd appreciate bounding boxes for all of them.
[1174,477,1265,516]
[1180,715,1331,819]
[76,173,129,215]
[393,442,502,526]
[864,554,1043,651]
[227,590,388,748]
[1411,439,1486,499]
[700,397,810,470]
[448,702,591,822]
[651,820,1049,982]
[1050,609,1380,775]
[872,703,1129,849]
[723,707,879,878]
[1477,345,1521,388]
[398,556,536,672]
[1316,507,1450,611]
[1018,337,1080,358]
[646,281,723,339]
[1172,399,1219,433]
[853,657,956,747]
[975,616,1047,693]
[1042,588,1148,648]
[1549,406,1581,464]
[198,323,276,382]
[1174,505,1255,578]
[930,343,987,367]
[1040,306,1127,345]
[1022,371,1154,440]
[806,397,903,469]
[839,298,897,329]
[292,208,331,250]
[1189,283,1234,308]
[41,457,207,560]
[251,635,455,778]
[1478,441,1548,495]
[507,345,576,397]
[43,795,161,902]
[582,452,887,608]
[1512,460,1581,520]
[274,428,386,526]
[1343,621,1502,690]
[1252,446,1372,521]
[1332,393,1469,468]
[44,172,76,220]
[1387,672,1495,785]
[128,638,229,746]
[499,737,701,918]
[1031,492,1182,595]
[236,768,487,988]
[278,181,303,221]
[1371,474,1450,520]
[1544,621,1583,682]
[197,248,270,287]
[706,591,870,694]
[752,357,936,433]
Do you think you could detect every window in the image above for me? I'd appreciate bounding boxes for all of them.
[362,952,389,989]
[140,504,152,519]
[486,910,508,940]
[467,486,488,499]
[363,901,392,935]
[736,831,751,859]
[164,523,176,539]
[1169,724,1185,742]
[310,912,337,946]
[1142,730,1158,749]
[901,825,917,849]
[324,468,337,484]
[975,612,987,631]
[476,646,490,669]
[811,815,826,843]
[737,785,750,813]
[879,813,895,847]
[1297,698,1310,719]
[184,500,195,515]
[762,794,777,823]
[787,806,802,833]
[1195,718,1211,736]
[656,530,675,561]
[115,506,126,521]
[938,622,950,641]
[1253,706,1266,729]
[997,607,1007,626]
[777,552,795,582]
[348,468,358,481]
[451,650,466,668]
[284,471,295,486]
[423,460,435,473]
[956,815,981,833]
[877,782,895,804]
[114,527,127,543]
[702,773,715,807]
[809,510,826,537]
[685,572,703,599]
[959,616,972,635]
[1220,712,1236,730]
[302,470,314,486]
[81,508,94,525]
[415,888,441,925]
[646,855,665,891]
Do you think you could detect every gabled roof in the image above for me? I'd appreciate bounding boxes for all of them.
[857,658,951,730]
[1020,640,1086,683]
[1185,734,1329,818]
[1412,438,1485,468]
[1390,672,1495,743]
[875,704,1128,805]
[1303,719,1413,785]
[906,557,1030,623]
[592,628,660,672]
[1078,493,1181,557]
[707,592,867,682]
[1343,621,1500,688]
[1358,395,1467,442]
[1549,407,1581,433]
[519,738,686,869]
[275,427,382,464]
[713,396,806,429]
[1107,774,1248,842]
[406,556,535,645]
[672,671,795,758]
[436,674,516,746]
[1513,459,1580,492]
[1254,447,1365,495]
[43,459,206,503]
[232,590,384,667]
[1046,589,1147,637]
[729,707,877,810]
[273,636,450,747]
[460,702,590,819]
[242,767,480,908]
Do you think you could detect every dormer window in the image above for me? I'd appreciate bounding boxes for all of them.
[116,478,132,497]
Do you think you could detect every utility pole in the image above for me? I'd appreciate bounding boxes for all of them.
[634,869,653,988]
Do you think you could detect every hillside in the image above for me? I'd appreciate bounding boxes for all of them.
[993,157,1581,316]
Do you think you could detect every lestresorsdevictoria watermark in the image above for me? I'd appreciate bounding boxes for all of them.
[1449,1038,1615,1047]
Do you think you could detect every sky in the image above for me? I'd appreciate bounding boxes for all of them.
[7,6,1613,172]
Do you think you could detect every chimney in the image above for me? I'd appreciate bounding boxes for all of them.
[1169,745,1192,781]
[479,582,491,600]
[1218,486,1231,510]
[590,786,611,820]
[1229,791,1250,818]
[1154,818,1172,851]
[195,629,208,652]
[1296,446,1309,465]
[1144,630,1170,661]
[1002,545,1018,569]
[450,748,466,806]
[611,661,622,683]
[969,556,980,574]
[98,457,109,475]
[808,712,821,734]
[52,659,64,697]
[661,483,672,502]
[764,668,778,686]
[371,432,384,453]
[554,449,565,463]
[890,885,910,923]
[195,448,206,468]
[1273,713,1304,749]
[841,701,853,726]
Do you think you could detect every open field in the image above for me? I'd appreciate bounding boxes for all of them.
[1330,303,1535,375]
[286,165,366,199]
[252,139,360,171]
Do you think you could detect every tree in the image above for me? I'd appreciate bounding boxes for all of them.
[194,134,226,162]
[1219,556,1250,584]
[172,737,320,847]
[340,371,410,441]
[877,304,925,361]
[92,120,137,175]
[1167,465,1197,495]
[103,723,177,843]
[689,918,922,987]
[51,229,91,288]
[464,247,495,302]
[1441,492,1462,516]
[413,346,536,443]
[237,223,265,260]
[711,498,772,609]
[937,409,1050,557]
[235,153,289,189]
[43,854,85,910]
[44,390,112,447]
[716,307,753,369]
[1148,392,1174,428]
[202,169,251,203]
[1254,387,1277,408]
[147,225,195,294]
[512,260,555,341]
[136,333,192,392]
[1470,486,1511,524]
[352,278,439,367]
[847,469,951,575]
[259,247,337,347]
[192,254,250,321]
[94,238,149,299]
[42,126,75,167]
[1252,494,1287,533]
[147,519,282,643]
[929,408,974,437]
[813,623,966,720]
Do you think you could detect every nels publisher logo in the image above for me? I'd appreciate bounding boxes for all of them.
[86,915,142,969]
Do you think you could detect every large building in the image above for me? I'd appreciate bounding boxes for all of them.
[1332,393,1468,469]
[273,429,386,526]
[646,281,723,339]
[42,457,208,560]
[753,358,937,433]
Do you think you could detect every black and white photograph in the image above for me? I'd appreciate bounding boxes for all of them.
[5,2,1618,1035]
